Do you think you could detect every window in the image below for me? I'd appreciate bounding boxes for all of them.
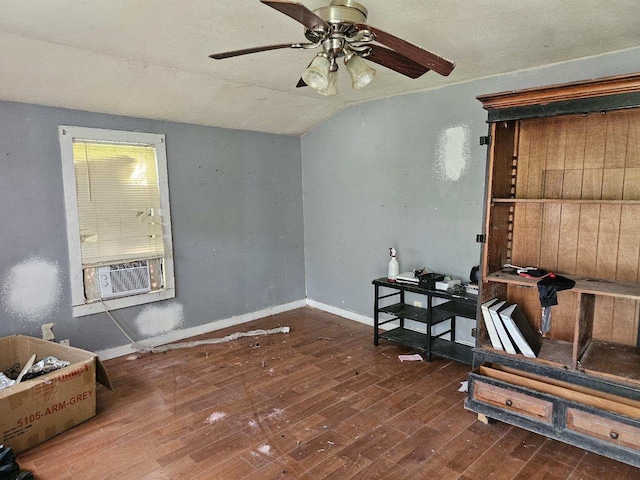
[59,126,175,317]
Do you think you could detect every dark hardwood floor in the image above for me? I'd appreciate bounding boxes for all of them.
[17,307,637,479]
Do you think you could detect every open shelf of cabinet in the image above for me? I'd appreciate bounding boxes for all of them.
[466,73,640,468]
[581,341,640,383]
[486,270,640,301]
[482,269,640,378]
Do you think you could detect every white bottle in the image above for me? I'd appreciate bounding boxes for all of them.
[388,247,399,282]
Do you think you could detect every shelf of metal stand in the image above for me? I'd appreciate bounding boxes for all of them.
[432,300,478,321]
[379,328,429,351]
[372,277,478,364]
[378,303,430,323]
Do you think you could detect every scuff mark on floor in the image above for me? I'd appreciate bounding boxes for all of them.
[204,412,226,424]
[258,444,272,456]
[266,408,284,419]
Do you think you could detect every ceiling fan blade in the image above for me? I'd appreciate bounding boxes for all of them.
[355,23,455,77]
[209,42,312,59]
[261,0,330,31]
[366,45,430,79]
[296,78,307,88]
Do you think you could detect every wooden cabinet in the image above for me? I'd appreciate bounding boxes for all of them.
[466,73,640,467]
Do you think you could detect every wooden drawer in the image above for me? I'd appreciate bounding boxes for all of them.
[566,408,640,451]
[468,354,640,467]
[473,379,553,423]
[474,363,640,418]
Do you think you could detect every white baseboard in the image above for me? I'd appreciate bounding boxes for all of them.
[305,299,374,326]
[95,299,306,360]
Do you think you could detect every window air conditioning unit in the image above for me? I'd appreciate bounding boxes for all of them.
[98,260,151,299]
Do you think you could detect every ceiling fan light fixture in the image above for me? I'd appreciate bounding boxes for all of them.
[302,54,331,90]
[317,70,338,96]
[345,54,376,89]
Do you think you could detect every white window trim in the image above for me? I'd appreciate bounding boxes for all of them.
[59,126,175,317]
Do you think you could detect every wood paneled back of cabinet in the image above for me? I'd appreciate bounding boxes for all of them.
[505,110,640,346]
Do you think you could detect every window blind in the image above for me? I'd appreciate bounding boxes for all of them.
[72,140,165,266]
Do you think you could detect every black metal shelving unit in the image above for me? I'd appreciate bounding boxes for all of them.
[373,277,478,364]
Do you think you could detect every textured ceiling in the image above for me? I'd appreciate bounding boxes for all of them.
[0,1,639,135]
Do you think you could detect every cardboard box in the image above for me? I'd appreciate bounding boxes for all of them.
[0,335,112,454]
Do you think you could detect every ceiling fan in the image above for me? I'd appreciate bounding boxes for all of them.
[209,0,455,96]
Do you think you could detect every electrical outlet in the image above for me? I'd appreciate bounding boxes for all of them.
[41,323,55,342]
[60,339,70,346]
[413,301,423,308]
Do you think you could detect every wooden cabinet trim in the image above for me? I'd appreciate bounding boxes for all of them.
[478,73,640,110]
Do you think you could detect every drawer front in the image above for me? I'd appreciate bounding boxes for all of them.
[473,379,553,423]
[566,408,640,450]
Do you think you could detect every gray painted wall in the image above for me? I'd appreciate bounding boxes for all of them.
[2,47,639,354]
[301,48,640,319]
[0,102,305,352]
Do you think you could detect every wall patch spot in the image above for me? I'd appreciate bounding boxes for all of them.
[135,303,184,337]
[2,257,62,321]
[435,125,470,182]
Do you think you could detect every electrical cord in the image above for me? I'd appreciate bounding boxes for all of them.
[99,299,137,343]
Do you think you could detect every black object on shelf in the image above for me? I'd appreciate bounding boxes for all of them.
[372,277,478,364]
[417,272,445,290]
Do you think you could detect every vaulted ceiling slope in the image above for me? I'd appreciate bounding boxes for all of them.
[0,1,639,136]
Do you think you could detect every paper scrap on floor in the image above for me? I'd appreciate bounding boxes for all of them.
[398,353,423,362]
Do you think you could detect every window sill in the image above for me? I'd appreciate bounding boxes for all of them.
[72,288,175,317]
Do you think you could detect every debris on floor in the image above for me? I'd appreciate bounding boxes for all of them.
[257,445,272,456]
[204,412,226,425]
[131,326,291,354]
[398,353,423,362]
[458,381,468,392]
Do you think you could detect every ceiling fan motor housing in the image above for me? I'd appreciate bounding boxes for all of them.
[314,0,368,25]
[307,0,371,59]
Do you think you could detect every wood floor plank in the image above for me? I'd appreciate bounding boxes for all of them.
[513,454,579,479]
[462,426,539,479]
[347,455,414,480]
[334,424,407,464]
[384,425,443,470]
[572,451,639,479]
[12,307,633,479]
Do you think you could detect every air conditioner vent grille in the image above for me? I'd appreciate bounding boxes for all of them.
[98,260,151,299]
